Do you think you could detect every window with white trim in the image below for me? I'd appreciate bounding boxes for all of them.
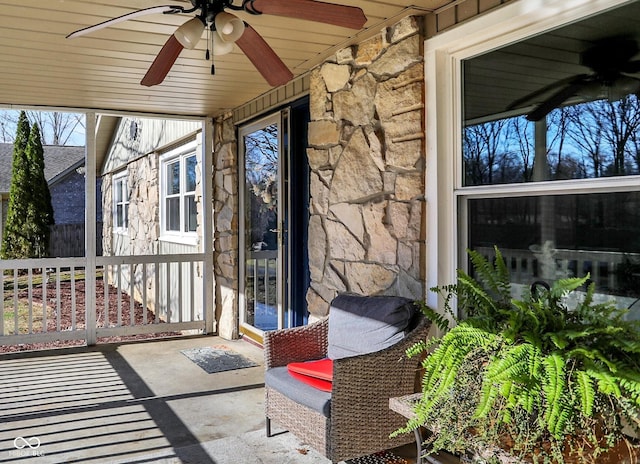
[113,173,129,233]
[427,0,640,312]
[160,144,198,239]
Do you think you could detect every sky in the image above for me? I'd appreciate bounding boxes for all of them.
[0,109,86,146]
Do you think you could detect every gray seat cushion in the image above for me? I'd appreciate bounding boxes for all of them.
[327,294,416,359]
[265,366,332,417]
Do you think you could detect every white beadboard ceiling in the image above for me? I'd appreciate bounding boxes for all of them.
[463,1,640,122]
[0,0,453,118]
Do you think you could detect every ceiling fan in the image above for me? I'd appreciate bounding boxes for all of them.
[507,37,640,122]
[67,0,367,87]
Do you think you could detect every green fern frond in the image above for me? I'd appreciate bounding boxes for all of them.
[617,370,640,405]
[542,353,567,437]
[416,301,451,332]
[559,326,624,342]
[548,333,569,349]
[519,344,544,413]
[487,344,532,383]
[609,337,640,354]
[419,338,453,393]
[575,370,595,417]
[417,324,499,419]
[585,367,622,398]
[492,247,512,295]
[550,275,589,300]
[456,271,500,317]
[406,340,429,358]
[549,402,572,438]
[420,334,472,401]
[567,347,618,373]
[466,247,512,302]
[429,284,460,323]
[475,376,502,418]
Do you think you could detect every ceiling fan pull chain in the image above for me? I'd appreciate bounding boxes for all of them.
[206,26,211,61]
[209,27,215,76]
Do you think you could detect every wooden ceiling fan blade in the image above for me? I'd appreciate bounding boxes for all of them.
[507,75,588,111]
[527,80,586,122]
[66,5,184,39]
[141,35,184,87]
[623,60,640,73]
[247,0,366,30]
[235,24,293,87]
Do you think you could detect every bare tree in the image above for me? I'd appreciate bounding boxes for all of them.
[463,119,509,184]
[598,95,640,175]
[565,104,606,178]
[0,111,18,143]
[630,128,640,173]
[546,107,583,179]
[27,111,85,145]
[507,116,534,182]
[0,110,84,145]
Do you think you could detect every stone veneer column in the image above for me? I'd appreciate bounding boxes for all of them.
[213,113,239,339]
[306,16,426,318]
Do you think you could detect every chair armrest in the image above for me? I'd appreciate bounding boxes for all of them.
[264,318,329,369]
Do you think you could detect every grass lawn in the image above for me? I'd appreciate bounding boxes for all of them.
[2,268,95,290]
[2,300,55,335]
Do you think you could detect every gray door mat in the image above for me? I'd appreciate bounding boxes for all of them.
[181,346,259,374]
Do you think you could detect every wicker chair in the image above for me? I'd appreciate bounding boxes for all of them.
[264,295,430,463]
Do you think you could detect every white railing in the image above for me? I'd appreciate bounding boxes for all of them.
[475,246,640,308]
[245,250,278,331]
[0,257,87,345]
[97,254,205,338]
[0,254,205,347]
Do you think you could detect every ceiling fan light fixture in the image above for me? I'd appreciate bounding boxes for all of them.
[214,12,245,43]
[579,80,606,100]
[212,33,234,55]
[579,76,640,102]
[175,16,205,49]
[609,75,640,101]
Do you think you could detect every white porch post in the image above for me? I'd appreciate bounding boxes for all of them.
[202,118,215,334]
[85,112,97,345]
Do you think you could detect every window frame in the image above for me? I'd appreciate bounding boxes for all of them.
[112,171,129,234]
[159,140,199,244]
[424,0,637,312]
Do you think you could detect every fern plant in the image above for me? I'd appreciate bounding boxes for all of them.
[399,247,640,463]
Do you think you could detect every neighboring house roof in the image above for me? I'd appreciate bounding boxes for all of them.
[0,143,85,194]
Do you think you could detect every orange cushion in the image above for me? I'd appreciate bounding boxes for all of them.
[288,370,333,392]
[287,358,333,381]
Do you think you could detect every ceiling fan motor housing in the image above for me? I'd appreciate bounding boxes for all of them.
[581,37,639,85]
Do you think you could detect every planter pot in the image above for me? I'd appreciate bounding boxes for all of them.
[461,436,639,464]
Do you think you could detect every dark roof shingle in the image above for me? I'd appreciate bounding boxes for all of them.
[0,143,85,193]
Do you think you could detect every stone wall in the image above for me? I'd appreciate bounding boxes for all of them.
[102,154,160,256]
[101,174,113,256]
[129,155,161,255]
[306,16,426,318]
[212,112,239,340]
[102,152,161,310]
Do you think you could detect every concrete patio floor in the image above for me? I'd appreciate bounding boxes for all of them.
[0,336,452,464]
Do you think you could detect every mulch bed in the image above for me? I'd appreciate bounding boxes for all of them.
[0,278,182,353]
